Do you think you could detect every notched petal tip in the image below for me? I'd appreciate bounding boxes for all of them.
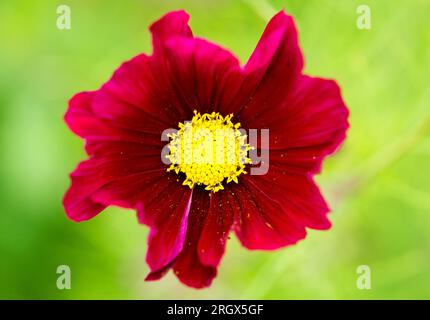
[145,263,173,282]
[64,91,96,138]
[62,187,105,223]
[150,10,193,50]
[62,159,108,222]
[174,267,217,289]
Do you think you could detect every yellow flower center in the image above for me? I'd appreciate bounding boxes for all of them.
[166,111,252,192]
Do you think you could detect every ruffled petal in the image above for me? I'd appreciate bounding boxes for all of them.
[230,177,308,250]
[246,166,331,231]
[258,76,349,174]
[63,160,107,222]
[64,91,99,138]
[64,154,164,221]
[65,90,164,144]
[150,10,193,52]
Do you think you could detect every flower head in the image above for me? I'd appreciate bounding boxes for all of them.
[63,10,349,288]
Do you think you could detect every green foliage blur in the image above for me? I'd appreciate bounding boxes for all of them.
[0,0,429,299]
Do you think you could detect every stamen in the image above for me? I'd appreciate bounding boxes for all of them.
[166,111,252,192]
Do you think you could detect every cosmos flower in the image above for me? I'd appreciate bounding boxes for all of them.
[63,10,349,288]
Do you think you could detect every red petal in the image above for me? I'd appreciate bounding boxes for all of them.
[261,76,349,174]
[230,180,307,250]
[91,154,165,208]
[63,160,107,222]
[93,84,170,134]
[65,90,162,144]
[245,11,303,79]
[224,11,304,125]
[99,53,190,128]
[137,176,193,273]
[84,140,162,158]
[64,91,98,138]
[145,262,174,282]
[245,166,331,231]
[197,192,234,267]
[150,10,193,52]
[161,37,243,115]
[98,38,241,128]
[64,154,164,221]
[172,189,217,288]
[144,187,193,272]
[92,169,167,209]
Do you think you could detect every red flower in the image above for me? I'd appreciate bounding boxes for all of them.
[63,10,349,288]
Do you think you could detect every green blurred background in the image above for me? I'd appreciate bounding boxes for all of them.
[1,0,429,299]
